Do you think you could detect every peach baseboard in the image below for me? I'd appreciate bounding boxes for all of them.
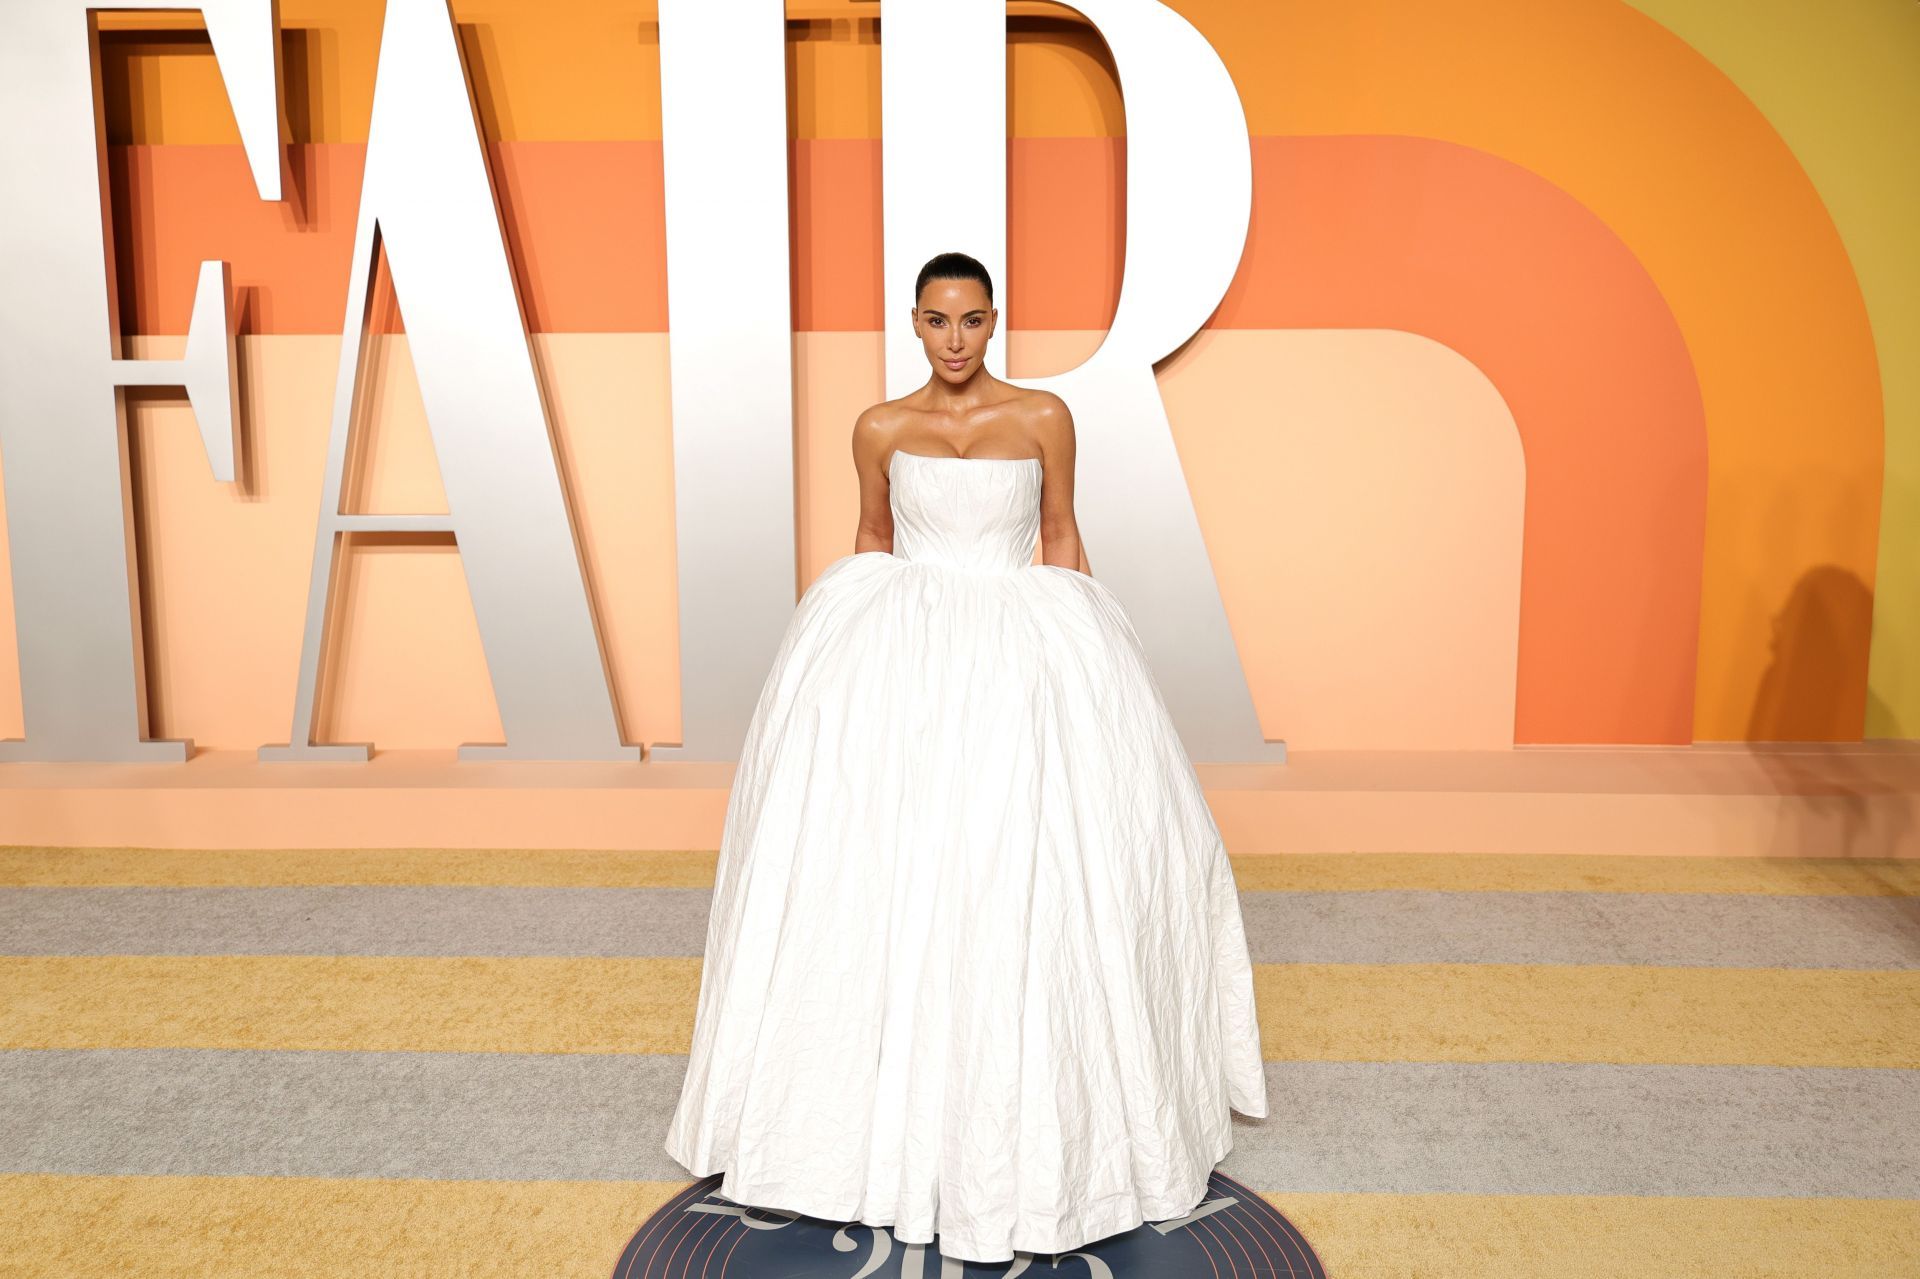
[3,744,1917,856]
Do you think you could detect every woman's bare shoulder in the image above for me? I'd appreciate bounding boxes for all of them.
[855,397,918,430]
[1012,386,1071,421]
[856,399,913,447]
[852,399,917,470]
[1009,387,1073,455]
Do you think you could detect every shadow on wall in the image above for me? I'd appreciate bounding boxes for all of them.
[1747,565,1913,877]
[1747,565,1874,742]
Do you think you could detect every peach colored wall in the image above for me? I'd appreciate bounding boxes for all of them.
[0,329,1523,753]
[3,0,1908,750]
[1155,329,1524,749]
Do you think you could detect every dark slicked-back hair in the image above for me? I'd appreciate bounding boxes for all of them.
[914,251,994,309]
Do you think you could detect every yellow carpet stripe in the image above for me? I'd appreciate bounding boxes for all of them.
[1,1176,1914,1279]
[1230,851,1920,896]
[1255,964,1920,1068]
[0,1174,673,1279]
[0,846,722,889]
[4,846,1915,895]
[1277,1190,1920,1279]
[4,956,1914,1067]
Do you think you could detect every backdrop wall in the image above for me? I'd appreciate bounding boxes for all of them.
[0,0,1911,752]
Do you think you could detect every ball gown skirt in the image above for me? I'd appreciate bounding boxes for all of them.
[662,447,1267,1264]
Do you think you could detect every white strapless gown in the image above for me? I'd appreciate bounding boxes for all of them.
[662,448,1267,1263]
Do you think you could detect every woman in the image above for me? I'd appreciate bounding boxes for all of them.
[663,251,1267,1264]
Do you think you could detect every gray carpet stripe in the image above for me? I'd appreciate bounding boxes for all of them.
[4,886,1919,969]
[0,886,714,958]
[3,1050,1915,1197]
[1243,890,1920,969]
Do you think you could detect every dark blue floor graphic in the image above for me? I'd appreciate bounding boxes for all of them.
[616,1170,1323,1277]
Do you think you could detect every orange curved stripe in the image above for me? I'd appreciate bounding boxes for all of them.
[1220,136,1706,743]
[107,142,671,336]
[105,135,1704,744]
[93,0,1883,744]
[91,9,1888,729]
[105,137,1100,337]
[1201,0,1884,742]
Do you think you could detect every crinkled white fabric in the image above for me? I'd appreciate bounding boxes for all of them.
[663,449,1267,1263]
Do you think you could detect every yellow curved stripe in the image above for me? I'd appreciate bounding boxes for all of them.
[1614,1,1920,737]
[4,956,1914,1067]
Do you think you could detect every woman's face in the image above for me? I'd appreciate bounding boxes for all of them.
[911,277,996,383]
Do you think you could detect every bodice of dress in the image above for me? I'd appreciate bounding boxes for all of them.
[887,449,1043,575]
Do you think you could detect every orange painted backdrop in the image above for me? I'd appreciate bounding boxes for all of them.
[0,0,1903,752]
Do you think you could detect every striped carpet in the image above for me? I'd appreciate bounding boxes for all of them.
[2,846,1916,1277]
